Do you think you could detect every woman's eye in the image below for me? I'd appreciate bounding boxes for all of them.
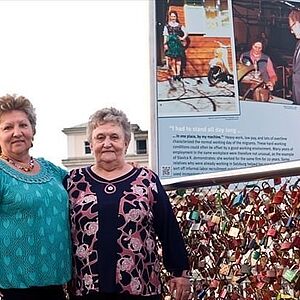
[95,136,104,141]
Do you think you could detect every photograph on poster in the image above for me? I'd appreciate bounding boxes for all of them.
[233,0,300,105]
[156,0,239,117]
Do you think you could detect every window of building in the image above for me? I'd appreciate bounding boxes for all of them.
[84,141,91,154]
[185,0,204,5]
[136,139,147,154]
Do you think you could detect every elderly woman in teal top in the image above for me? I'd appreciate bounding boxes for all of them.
[0,94,72,300]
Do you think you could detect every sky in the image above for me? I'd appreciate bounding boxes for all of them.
[0,0,151,166]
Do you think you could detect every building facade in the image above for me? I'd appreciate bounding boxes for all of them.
[61,123,149,170]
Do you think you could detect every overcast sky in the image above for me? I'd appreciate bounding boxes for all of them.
[0,0,150,166]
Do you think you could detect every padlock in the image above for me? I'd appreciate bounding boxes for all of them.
[190,222,201,231]
[292,235,300,248]
[286,215,294,228]
[198,260,206,269]
[232,191,245,207]
[268,210,281,223]
[247,238,259,250]
[219,219,228,232]
[211,211,221,224]
[202,210,213,221]
[273,177,282,185]
[261,181,274,195]
[259,235,266,247]
[209,278,220,289]
[219,260,231,276]
[236,274,248,284]
[186,192,199,206]
[266,269,276,279]
[272,184,286,204]
[219,288,227,298]
[256,281,265,289]
[267,225,277,237]
[188,209,200,222]
[247,185,260,201]
[295,273,300,291]
[276,292,297,299]
[283,265,300,283]
[176,188,186,197]
[280,253,290,267]
[280,241,292,251]
[252,249,261,260]
[244,204,254,213]
[176,210,184,219]
[240,260,252,275]
[228,224,240,237]
[197,289,206,299]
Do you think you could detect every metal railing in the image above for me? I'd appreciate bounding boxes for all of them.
[162,160,300,190]
[160,160,300,300]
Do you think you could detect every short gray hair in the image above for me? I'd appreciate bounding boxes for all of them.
[0,94,37,135]
[87,107,131,144]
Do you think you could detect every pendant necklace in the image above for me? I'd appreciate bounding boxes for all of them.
[104,183,117,194]
[88,167,137,195]
[0,154,35,172]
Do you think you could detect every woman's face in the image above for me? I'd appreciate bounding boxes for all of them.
[252,42,263,56]
[169,13,177,22]
[0,110,34,157]
[90,121,128,165]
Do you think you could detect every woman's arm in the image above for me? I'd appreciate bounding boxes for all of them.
[266,57,277,87]
[152,177,189,273]
[163,25,169,49]
[180,25,188,41]
[151,177,191,300]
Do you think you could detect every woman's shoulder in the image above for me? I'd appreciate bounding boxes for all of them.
[37,158,67,175]
[136,167,160,181]
[0,157,66,183]
[64,166,89,179]
[35,158,67,182]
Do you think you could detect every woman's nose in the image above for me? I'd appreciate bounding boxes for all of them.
[103,137,112,147]
[13,127,22,136]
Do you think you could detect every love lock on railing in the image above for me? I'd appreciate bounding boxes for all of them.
[162,177,300,300]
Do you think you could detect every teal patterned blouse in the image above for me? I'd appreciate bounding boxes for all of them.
[0,158,72,288]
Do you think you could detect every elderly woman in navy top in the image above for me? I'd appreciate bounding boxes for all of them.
[64,107,190,300]
[0,94,71,300]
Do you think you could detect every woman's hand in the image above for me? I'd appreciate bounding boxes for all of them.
[266,81,274,91]
[169,276,191,300]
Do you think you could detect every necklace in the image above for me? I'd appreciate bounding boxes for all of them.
[0,154,35,172]
[104,183,117,194]
[88,166,137,195]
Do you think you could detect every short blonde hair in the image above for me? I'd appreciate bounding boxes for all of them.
[0,94,37,135]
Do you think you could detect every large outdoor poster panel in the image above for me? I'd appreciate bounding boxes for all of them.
[153,0,300,179]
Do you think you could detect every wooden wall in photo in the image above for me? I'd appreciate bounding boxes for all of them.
[168,5,233,78]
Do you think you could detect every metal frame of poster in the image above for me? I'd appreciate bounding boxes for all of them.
[151,0,300,179]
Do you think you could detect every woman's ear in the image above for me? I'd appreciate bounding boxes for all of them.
[89,142,94,153]
[124,141,129,154]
